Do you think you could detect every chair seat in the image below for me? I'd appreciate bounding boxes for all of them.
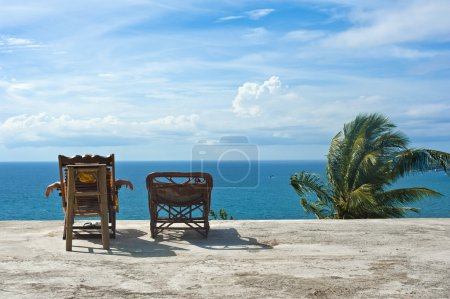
[154,183,207,205]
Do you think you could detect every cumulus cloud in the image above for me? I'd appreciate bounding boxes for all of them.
[232,76,282,117]
[228,76,449,146]
[0,113,199,148]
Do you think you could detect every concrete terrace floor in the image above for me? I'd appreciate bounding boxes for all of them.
[0,219,449,299]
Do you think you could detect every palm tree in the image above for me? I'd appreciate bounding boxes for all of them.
[290,113,450,219]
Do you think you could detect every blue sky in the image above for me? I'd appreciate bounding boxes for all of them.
[0,0,449,161]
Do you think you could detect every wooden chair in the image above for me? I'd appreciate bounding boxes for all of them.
[146,172,213,238]
[57,154,121,239]
[65,164,109,251]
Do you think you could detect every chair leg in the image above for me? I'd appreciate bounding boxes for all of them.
[109,210,116,239]
[150,203,157,238]
[62,217,67,240]
[204,219,210,238]
[99,166,110,250]
[65,212,73,251]
[150,225,156,238]
[112,211,116,238]
[100,212,110,250]
[66,167,76,251]
[150,217,157,238]
[204,204,210,237]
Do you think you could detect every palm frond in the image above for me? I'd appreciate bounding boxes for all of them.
[290,172,330,200]
[335,113,402,194]
[393,149,450,177]
[348,184,377,206]
[327,132,345,194]
[300,197,330,219]
[378,187,442,205]
[425,149,450,172]
[373,130,409,152]
[362,206,420,218]
[290,172,333,218]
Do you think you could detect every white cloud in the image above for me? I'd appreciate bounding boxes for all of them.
[97,73,116,78]
[405,104,450,117]
[3,37,32,46]
[283,30,326,42]
[0,36,41,51]
[242,27,270,43]
[389,46,436,59]
[231,77,387,132]
[232,76,282,117]
[246,9,274,20]
[227,75,450,147]
[140,114,200,132]
[8,82,33,91]
[323,1,450,48]
[217,15,244,22]
[217,8,274,22]
[0,113,200,147]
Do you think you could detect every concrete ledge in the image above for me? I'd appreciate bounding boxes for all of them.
[1,219,449,298]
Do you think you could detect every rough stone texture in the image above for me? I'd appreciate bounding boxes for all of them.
[1,219,449,298]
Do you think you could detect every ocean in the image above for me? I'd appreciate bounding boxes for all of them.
[0,161,449,220]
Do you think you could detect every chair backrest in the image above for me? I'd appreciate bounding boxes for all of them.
[58,154,116,208]
[146,172,213,206]
[65,163,110,250]
[66,164,108,214]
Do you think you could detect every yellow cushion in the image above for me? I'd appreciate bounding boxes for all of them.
[77,171,97,183]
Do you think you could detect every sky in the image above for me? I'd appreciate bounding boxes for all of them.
[0,0,449,161]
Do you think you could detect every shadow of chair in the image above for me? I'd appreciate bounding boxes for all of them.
[71,229,186,257]
[157,227,273,251]
[68,226,272,256]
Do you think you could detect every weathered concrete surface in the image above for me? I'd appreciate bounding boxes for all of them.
[0,219,449,298]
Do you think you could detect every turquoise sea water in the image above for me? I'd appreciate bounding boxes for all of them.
[0,161,449,220]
